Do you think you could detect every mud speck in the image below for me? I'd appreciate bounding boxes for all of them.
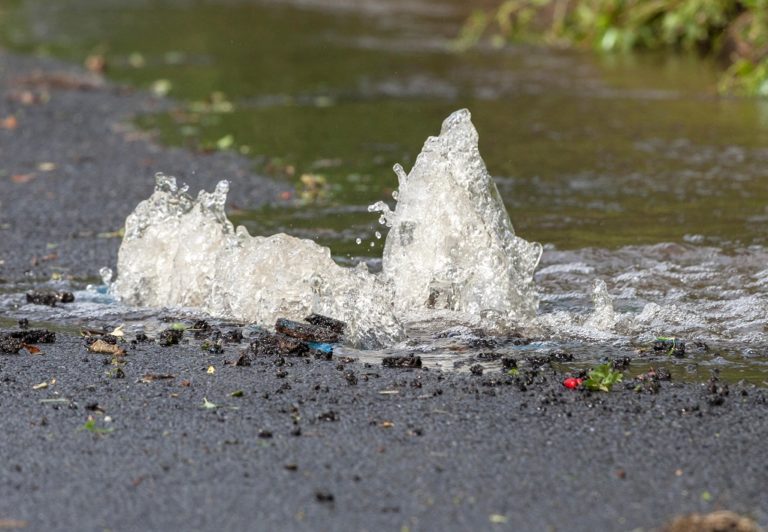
[26,290,75,306]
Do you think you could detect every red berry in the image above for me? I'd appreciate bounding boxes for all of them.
[563,377,583,389]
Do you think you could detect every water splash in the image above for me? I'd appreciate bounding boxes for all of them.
[378,109,542,328]
[113,110,543,346]
[113,174,403,347]
[584,279,616,330]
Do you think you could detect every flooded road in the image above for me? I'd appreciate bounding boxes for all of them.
[2,0,768,383]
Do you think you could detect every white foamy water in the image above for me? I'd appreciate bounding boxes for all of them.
[535,243,768,346]
[113,110,543,347]
[104,109,768,358]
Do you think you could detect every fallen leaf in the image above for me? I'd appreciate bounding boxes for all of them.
[32,382,48,390]
[663,510,760,532]
[11,173,35,184]
[1,115,18,129]
[109,325,125,338]
[378,421,394,428]
[230,390,244,397]
[216,134,234,150]
[150,79,172,97]
[206,365,216,374]
[378,390,399,395]
[22,344,41,355]
[489,514,508,524]
[84,54,107,73]
[7,89,47,106]
[201,397,217,409]
[128,52,145,68]
[88,339,125,356]
[140,373,175,383]
[37,162,56,172]
[0,519,28,529]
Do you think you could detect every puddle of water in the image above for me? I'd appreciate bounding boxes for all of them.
[7,0,768,253]
[3,0,768,383]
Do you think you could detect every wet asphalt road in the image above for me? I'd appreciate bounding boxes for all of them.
[0,50,766,532]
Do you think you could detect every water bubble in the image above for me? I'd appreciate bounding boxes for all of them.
[355,238,362,245]
[375,231,382,240]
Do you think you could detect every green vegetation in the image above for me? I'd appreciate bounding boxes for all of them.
[458,0,768,96]
[583,362,623,392]
[78,418,114,435]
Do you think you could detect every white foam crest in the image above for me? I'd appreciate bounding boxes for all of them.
[532,279,618,340]
[114,175,404,347]
[379,109,542,328]
[537,243,768,345]
[584,279,616,330]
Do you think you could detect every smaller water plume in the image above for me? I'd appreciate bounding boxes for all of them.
[584,279,616,330]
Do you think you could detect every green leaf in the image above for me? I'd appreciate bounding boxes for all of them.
[78,418,114,435]
[583,362,623,392]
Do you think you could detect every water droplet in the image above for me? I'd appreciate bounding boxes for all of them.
[393,163,407,186]
[375,231,382,240]
[99,267,113,285]
[355,238,362,245]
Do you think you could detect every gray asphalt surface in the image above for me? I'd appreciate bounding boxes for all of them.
[0,50,286,281]
[0,50,766,532]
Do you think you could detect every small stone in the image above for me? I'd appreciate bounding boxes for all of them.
[469,364,484,376]
[382,355,422,369]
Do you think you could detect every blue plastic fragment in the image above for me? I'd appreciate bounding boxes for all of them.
[307,342,334,353]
